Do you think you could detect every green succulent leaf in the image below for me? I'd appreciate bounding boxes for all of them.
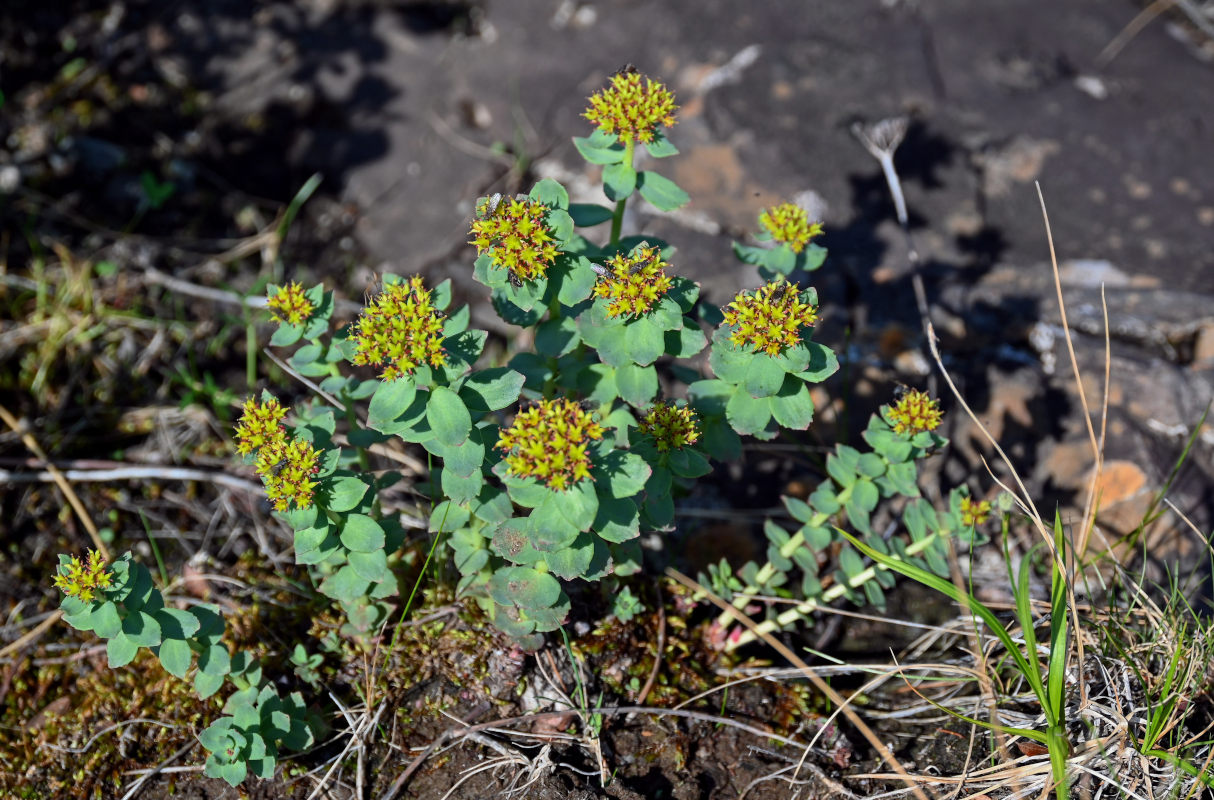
[348,549,390,582]
[643,132,679,158]
[527,498,582,552]
[557,479,599,532]
[426,387,472,447]
[368,378,417,428]
[488,567,563,611]
[530,178,570,210]
[725,387,773,435]
[195,669,225,699]
[572,132,626,165]
[491,518,543,566]
[459,367,524,413]
[603,162,637,201]
[743,355,787,398]
[536,315,582,357]
[624,317,665,366]
[106,633,139,668]
[615,363,658,407]
[801,243,828,271]
[441,464,485,504]
[158,637,193,678]
[322,565,373,603]
[430,433,485,478]
[797,341,840,383]
[667,447,711,478]
[269,323,303,347]
[636,170,689,211]
[198,642,231,677]
[553,257,597,306]
[546,209,575,247]
[665,325,706,358]
[156,607,201,639]
[542,534,601,580]
[92,601,122,639]
[339,514,386,553]
[569,203,615,226]
[122,610,162,648]
[594,449,651,499]
[770,378,815,430]
[322,475,369,512]
[592,496,641,543]
[215,759,247,787]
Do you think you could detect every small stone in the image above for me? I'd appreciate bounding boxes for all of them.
[0,165,19,194]
[1194,325,1214,366]
[1058,259,1129,288]
[1073,74,1108,99]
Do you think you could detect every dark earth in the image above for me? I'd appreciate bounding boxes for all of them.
[2,1,1213,798]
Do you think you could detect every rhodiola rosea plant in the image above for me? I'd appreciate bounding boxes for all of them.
[52,67,974,785]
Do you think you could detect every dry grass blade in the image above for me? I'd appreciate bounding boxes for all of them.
[0,403,110,560]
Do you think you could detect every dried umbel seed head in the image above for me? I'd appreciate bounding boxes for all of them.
[583,70,678,145]
[959,496,992,526]
[266,281,315,326]
[722,278,819,357]
[352,275,447,381]
[468,195,560,283]
[638,402,701,452]
[851,116,910,157]
[886,388,943,435]
[496,398,605,491]
[53,550,112,603]
[590,243,673,318]
[758,203,823,254]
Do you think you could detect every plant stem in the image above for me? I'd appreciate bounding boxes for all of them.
[608,140,636,247]
[726,524,950,650]
[714,481,857,629]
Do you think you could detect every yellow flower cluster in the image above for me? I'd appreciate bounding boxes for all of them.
[583,70,677,145]
[53,550,112,603]
[959,496,992,526]
[352,276,447,381]
[266,281,315,326]
[638,402,700,452]
[468,197,559,283]
[759,203,823,254]
[233,395,289,457]
[722,279,819,357]
[234,395,321,512]
[496,398,605,491]
[591,245,673,318]
[887,389,944,436]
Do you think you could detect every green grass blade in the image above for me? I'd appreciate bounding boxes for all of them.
[837,529,1048,708]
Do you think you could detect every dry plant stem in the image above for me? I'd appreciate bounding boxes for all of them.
[0,464,263,494]
[635,579,666,707]
[945,537,1011,764]
[1096,0,1178,65]
[0,403,110,560]
[729,523,954,648]
[925,328,1046,534]
[378,704,814,800]
[1036,182,1093,713]
[0,402,109,659]
[1036,183,1102,561]
[1078,286,1111,559]
[665,567,931,800]
[118,739,198,800]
